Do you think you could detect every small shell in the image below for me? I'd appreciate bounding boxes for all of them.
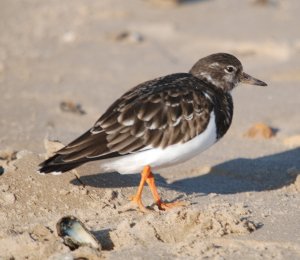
[56,216,101,250]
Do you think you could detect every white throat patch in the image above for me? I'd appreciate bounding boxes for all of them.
[200,72,221,88]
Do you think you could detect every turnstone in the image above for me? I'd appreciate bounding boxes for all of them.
[39,53,267,212]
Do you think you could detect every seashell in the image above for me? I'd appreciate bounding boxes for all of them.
[56,216,101,250]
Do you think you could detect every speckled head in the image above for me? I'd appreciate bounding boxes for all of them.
[189,53,267,92]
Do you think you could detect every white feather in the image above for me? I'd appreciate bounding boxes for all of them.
[51,171,62,175]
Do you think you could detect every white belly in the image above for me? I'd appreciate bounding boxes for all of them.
[101,112,217,174]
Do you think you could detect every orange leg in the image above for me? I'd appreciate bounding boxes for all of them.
[130,165,152,212]
[131,165,185,212]
[145,170,185,210]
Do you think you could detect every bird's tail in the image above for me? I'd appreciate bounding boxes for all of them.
[38,128,115,175]
[38,154,87,174]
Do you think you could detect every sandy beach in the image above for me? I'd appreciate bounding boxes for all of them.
[0,0,300,259]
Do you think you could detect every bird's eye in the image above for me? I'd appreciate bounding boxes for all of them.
[225,66,235,73]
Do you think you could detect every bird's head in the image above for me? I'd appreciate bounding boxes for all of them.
[189,53,267,92]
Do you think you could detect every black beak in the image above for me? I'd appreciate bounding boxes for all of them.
[240,72,267,86]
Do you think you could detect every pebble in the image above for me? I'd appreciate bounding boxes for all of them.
[244,123,276,139]
[59,100,86,115]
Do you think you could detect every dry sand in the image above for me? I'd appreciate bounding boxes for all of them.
[0,0,300,259]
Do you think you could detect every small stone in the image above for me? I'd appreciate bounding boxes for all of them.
[60,100,86,115]
[244,123,276,139]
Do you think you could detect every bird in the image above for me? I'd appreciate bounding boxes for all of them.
[38,53,267,212]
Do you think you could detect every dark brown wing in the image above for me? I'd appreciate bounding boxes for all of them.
[39,73,215,173]
[90,73,214,156]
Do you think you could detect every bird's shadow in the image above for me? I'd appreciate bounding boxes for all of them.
[71,147,300,195]
[92,228,114,251]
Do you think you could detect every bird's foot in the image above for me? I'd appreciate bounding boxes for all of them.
[118,196,151,213]
[129,195,151,213]
[120,196,186,213]
[156,199,186,211]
